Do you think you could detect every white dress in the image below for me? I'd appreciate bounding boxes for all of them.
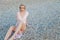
[14,11,29,39]
[16,11,29,27]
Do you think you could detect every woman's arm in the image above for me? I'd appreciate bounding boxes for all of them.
[16,12,23,22]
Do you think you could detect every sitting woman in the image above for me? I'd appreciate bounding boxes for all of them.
[4,4,29,40]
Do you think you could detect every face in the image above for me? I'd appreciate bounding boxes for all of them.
[20,6,25,11]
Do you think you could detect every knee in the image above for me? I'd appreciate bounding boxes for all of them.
[9,26,15,30]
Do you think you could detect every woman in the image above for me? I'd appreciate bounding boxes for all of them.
[4,4,29,40]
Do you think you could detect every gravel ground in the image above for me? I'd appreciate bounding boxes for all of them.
[0,0,60,40]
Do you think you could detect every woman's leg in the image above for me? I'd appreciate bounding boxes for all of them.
[8,23,26,40]
[4,26,16,40]
[12,23,26,39]
[20,23,26,33]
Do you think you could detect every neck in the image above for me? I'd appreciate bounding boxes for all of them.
[20,10,25,12]
[20,10,26,15]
